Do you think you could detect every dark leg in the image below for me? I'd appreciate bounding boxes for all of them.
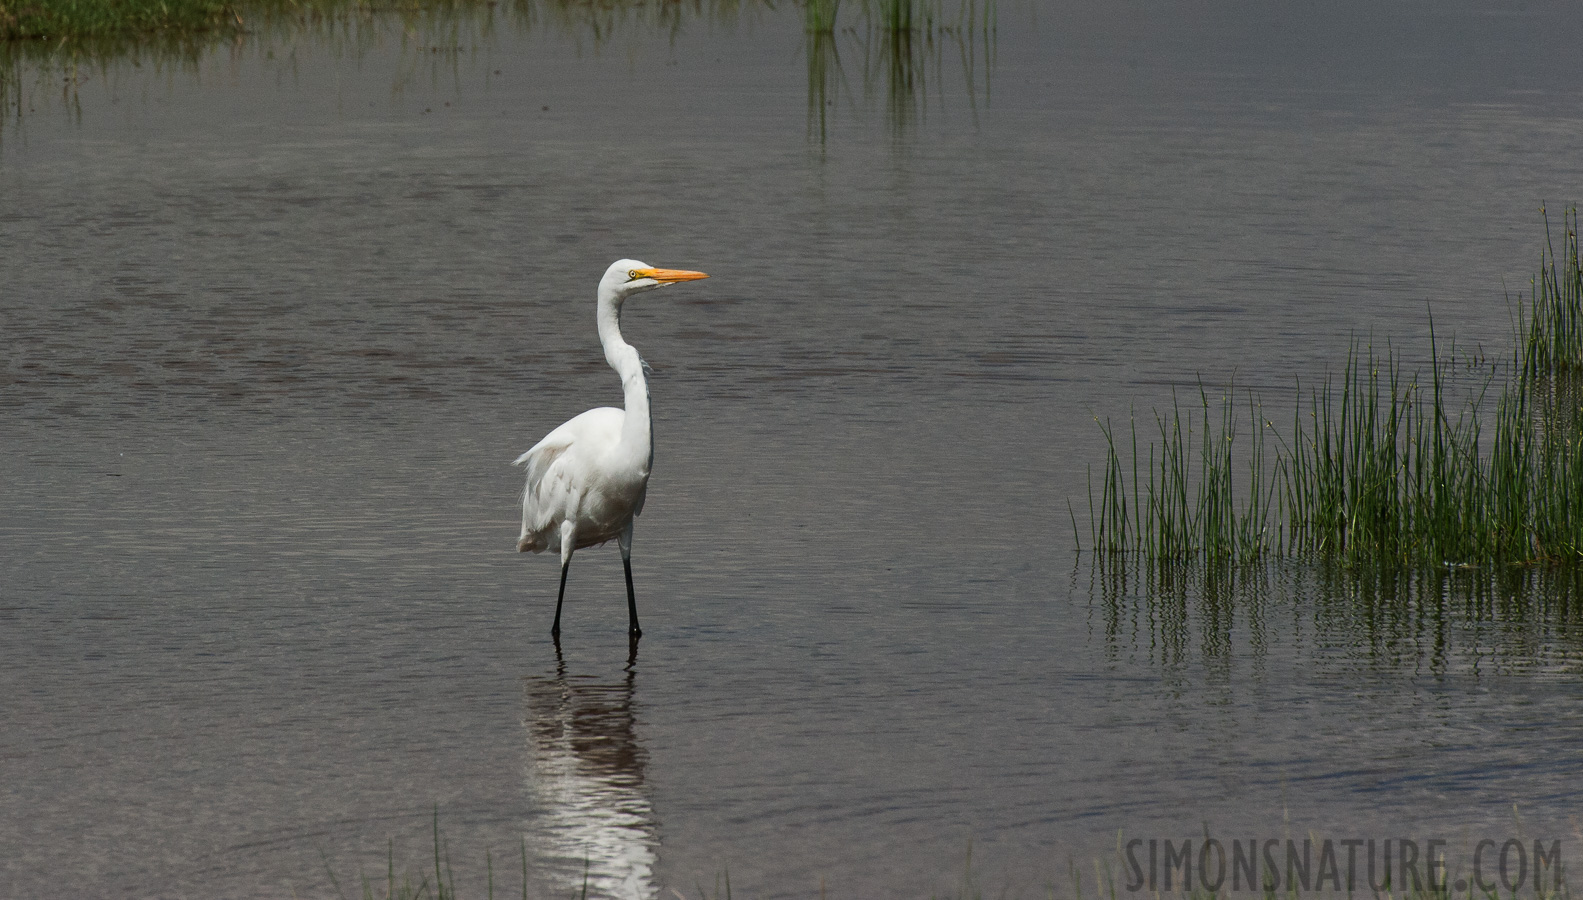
[551,558,570,639]
[623,557,642,639]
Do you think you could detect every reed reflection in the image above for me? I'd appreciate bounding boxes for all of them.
[1091,557,1274,688]
[522,644,657,900]
[1090,556,1583,678]
[523,0,763,47]
[2,0,997,145]
[804,0,996,144]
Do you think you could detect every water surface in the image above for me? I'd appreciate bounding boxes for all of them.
[4,2,1583,897]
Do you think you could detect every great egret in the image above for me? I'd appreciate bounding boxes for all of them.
[514,259,709,640]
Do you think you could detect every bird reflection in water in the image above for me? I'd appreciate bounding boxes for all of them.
[522,643,657,900]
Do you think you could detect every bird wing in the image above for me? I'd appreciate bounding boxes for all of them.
[513,428,574,500]
[513,408,626,509]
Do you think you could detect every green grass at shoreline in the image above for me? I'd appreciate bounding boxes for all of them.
[1086,210,1583,569]
[0,0,508,43]
[0,0,524,44]
[1,0,995,140]
[1,0,232,41]
[5,0,990,45]
[0,0,521,114]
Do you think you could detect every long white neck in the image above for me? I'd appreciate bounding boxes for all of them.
[596,291,652,474]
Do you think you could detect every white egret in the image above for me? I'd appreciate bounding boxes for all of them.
[514,259,709,640]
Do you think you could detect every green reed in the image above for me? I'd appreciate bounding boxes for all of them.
[1091,380,1280,563]
[1523,207,1583,379]
[1088,215,1583,568]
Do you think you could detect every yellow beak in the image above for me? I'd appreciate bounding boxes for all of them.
[635,267,709,284]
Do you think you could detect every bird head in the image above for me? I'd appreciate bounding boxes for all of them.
[602,259,710,303]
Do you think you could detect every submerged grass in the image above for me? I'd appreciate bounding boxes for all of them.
[1087,211,1583,568]
[804,0,994,35]
[0,0,985,42]
[324,810,555,900]
[1,0,506,133]
[0,0,763,129]
[0,0,570,44]
[1,0,995,151]
[0,10,993,181]
[0,0,233,41]
[0,0,477,43]
[329,816,1575,900]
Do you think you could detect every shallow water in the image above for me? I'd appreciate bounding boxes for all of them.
[4,2,1583,897]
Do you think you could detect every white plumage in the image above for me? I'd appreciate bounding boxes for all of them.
[515,408,644,553]
[514,259,709,640]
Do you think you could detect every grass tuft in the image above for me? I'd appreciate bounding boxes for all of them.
[1088,213,1583,568]
[1524,206,1583,379]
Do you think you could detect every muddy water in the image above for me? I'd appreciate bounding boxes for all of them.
[4,2,1583,897]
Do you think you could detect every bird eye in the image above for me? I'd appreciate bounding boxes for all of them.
[628,270,641,280]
